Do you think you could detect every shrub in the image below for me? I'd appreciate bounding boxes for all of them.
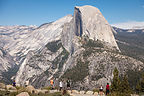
[45,40,62,52]
[42,86,52,91]
[83,39,104,48]
[62,59,89,82]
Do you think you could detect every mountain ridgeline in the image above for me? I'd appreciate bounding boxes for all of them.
[0,5,143,90]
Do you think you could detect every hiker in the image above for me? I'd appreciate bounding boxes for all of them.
[67,78,71,90]
[99,85,103,95]
[59,80,63,91]
[12,80,16,87]
[106,83,110,95]
[50,78,54,89]
[25,80,29,87]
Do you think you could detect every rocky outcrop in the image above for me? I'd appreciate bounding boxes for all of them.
[15,15,73,84]
[16,92,29,96]
[62,5,119,54]
[0,48,16,82]
[6,85,17,90]
[0,83,6,89]
[74,5,119,50]
[0,48,15,72]
[25,85,37,94]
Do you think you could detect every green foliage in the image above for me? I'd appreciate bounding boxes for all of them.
[57,47,69,69]
[140,73,144,92]
[120,75,132,94]
[0,90,19,96]
[44,47,69,77]
[62,59,89,82]
[45,40,62,52]
[109,92,131,96]
[83,39,104,48]
[29,92,70,96]
[41,86,52,90]
[111,67,121,92]
[82,39,105,57]
[136,82,141,93]
[127,70,142,90]
[117,42,144,63]
[93,88,99,93]
[111,68,132,96]
[111,55,120,62]
[82,48,95,57]
[51,47,69,69]
[136,73,144,94]
[2,65,19,84]
[115,29,144,63]
[0,89,70,96]
[44,69,50,76]
[91,74,104,81]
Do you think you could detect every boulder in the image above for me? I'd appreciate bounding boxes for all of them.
[16,92,29,96]
[67,90,72,94]
[94,92,98,96]
[79,91,85,94]
[86,91,93,95]
[16,84,21,87]
[9,90,17,92]
[0,83,6,89]
[131,94,139,96]
[72,90,79,94]
[25,85,37,93]
[6,85,16,90]
[49,90,58,93]
[36,89,49,94]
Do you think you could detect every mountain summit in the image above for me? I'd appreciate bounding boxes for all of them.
[74,5,119,49]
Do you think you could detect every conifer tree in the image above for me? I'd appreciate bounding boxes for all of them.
[140,73,144,92]
[136,81,141,93]
[120,75,131,94]
[136,72,144,93]
[111,67,121,92]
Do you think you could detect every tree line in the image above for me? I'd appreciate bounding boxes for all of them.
[110,68,144,96]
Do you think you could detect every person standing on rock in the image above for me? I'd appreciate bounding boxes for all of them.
[50,78,54,89]
[25,80,29,87]
[106,83,110,95]
[99,85,103,95]
[59,80,63,91]
[66,78,71,90]
[12,80,16,87]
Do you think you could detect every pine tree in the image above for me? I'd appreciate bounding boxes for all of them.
[140,73,144,92]
[136,72,144,93]
[111,67,121,92]
[136,81,141,93]
[120,75,131,94]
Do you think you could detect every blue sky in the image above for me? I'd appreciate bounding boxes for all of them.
[0,0,144,26]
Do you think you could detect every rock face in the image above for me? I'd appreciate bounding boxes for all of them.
[0,47,16,82]
[16,92,29,96]
[15,15,73,85]
[0,48,15,72]
[62,5,119,55]
[0,25,36,65]
[74,6,119,49]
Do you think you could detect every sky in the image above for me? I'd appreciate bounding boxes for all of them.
[0,0,144,27]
